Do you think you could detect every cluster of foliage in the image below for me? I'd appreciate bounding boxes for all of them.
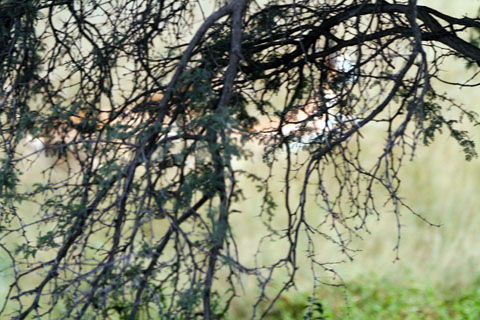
[1,0,480,319]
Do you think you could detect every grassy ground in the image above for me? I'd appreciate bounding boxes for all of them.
[227,122,480,318]
[257,274,480,320]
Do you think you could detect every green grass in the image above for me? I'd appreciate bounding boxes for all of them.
[256,274,480,320]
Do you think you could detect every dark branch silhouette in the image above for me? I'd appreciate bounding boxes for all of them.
[0,0,479,319]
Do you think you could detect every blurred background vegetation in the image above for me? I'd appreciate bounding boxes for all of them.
[228,0,480,318]
[1,0,480,318]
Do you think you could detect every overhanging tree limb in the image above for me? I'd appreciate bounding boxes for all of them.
[1,1,480,319]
